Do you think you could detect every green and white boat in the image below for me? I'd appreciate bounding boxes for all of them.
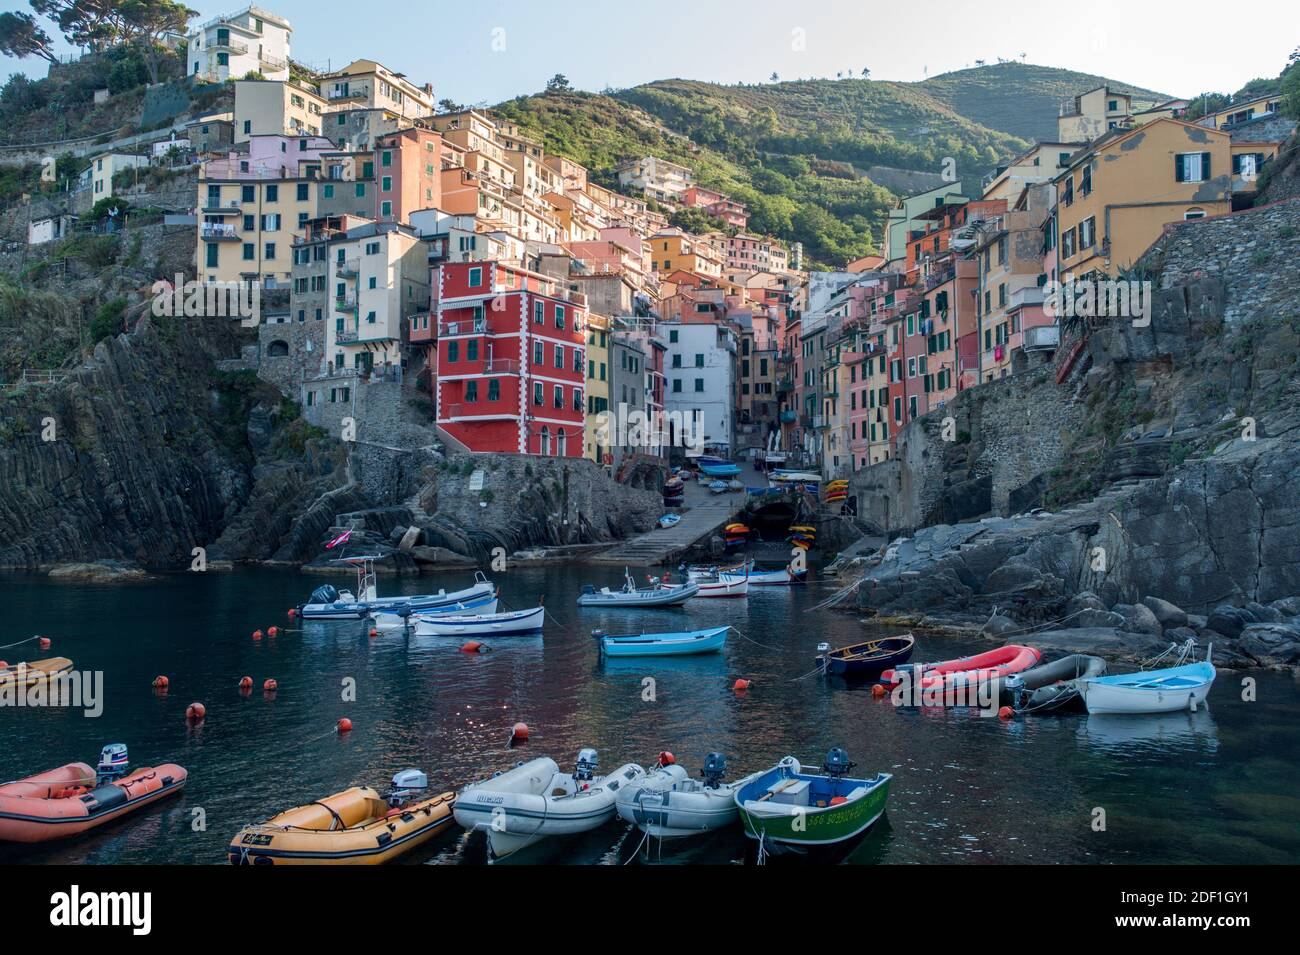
[734,750,891,849]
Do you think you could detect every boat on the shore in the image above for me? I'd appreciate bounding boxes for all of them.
[412,606,544,637]
[0,745,187,844]
[817,635,914,677]
[297,558,494,620]
[616,752,756,839]
[577,571,698,607]
[734,750,891,851]
[370,592,498,630]
[658,513,681,529]
[1005,654,1107,713]
[696,456,741,478]
[596,625,729,657]
[228,770,454,865]
[0,657,74,691]
[881,644,1041,692]
[453,750,645,859]
[1078,641,1215,715]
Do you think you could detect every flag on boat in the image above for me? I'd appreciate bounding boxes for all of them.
[325,530,352,549]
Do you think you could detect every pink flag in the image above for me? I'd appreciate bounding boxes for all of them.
[325,530,352,550]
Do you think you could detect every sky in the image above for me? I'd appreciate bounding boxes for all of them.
[2,0,1296,105]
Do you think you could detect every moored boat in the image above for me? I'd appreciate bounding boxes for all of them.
[725,564,804,586]
[577,571,698,607]
[817,634,914,677]
[696,456,741,478]
[0,745,187,844]
[228,770,454,865]
[694,575,748,598]
[297,558,493,620]
[371,593,498,630]
[616,752,757,839]
[453,750,645,859]
[734,750,891,850]
[1004,653,1107,713]
[0,657,74,691]
[881,644,1042,691]
[597,626,728,657]
[683,558,753,581]
[412,605,544,637]
[1078,641,1215,715]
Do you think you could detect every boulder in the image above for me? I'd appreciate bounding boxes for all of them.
[1207,605,1254,639]
[1114,603,1163,636]
[1245,601,1283,624]
[1067,592,1107,616]
[1073,609,1127,630]
[1269,596,1300,618]
[407,545,477,567]
[1020,627,1170,665]
[46,560,150,582]
[1234,623,1300,667]
[981,614,1020,638]
[1142,596,1188,630]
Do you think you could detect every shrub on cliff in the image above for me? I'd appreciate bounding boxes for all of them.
[90,297,127,344]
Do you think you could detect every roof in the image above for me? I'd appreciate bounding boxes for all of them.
[1057,116,1229,175]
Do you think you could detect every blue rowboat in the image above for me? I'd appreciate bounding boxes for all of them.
[699,462,741,478]
[1078,660,1216,714]
[818,634,914,677]
[596,626,729,657]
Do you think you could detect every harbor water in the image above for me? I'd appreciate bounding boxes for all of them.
[2,565,1297,865]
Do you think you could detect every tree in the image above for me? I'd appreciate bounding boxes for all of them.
[119,0,195,84]
[0,11,59,62]
[31,0,121,53]
[1282,60,1300,120]
[437,98,461,113]
[770,72,779,82]
[545,73,571,93]
[861,68,870,78]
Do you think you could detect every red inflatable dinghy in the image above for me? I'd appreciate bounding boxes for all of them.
[882,644,1042,690]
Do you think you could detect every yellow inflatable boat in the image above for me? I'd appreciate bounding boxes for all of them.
[228,771,455,865]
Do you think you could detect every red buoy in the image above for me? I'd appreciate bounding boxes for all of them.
[871,683,886,699]
[152,675,169,689]
[461,641,486,654]
[369,628,378,638]
[238,676,253,690]
[732,678,751,691]
[287,608,297,618]
[658,751,676,766]
[510,721,530,742]
[185,702,206,723]
[263,678,278,691]
[337,718,353,733]
[998,706,1014,721]
[38,637,52,650]
[252,629,263,640]
[0,661,7,669]
[267,626,279,637]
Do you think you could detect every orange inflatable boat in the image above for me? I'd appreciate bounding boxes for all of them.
[882,644,1042,691]
[0,750,187,844]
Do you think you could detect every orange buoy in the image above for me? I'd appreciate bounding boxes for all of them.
[267,626,279,637]
[510,721,530,742]
[336,718,353,733]
[830,795,848,805]
[871,683,886,698]
[369,628,378,638]
[0,661,7,669]
[185,702,206,723]
[287,608,297,618]
[38,637,51,650]
[732,678,751,691]
[252,629,263,640]
[238,676,253,690]
[461,641,486,654]
[658,751,676,766]
[262,678,278,691]
[152,675,169,689]
[998,706,1014,721]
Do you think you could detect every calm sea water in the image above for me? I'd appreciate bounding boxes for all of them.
[1,565,1297,865]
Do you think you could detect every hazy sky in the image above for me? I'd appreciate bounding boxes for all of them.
[3,0,1295,105]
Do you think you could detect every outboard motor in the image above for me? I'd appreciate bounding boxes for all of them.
[387,768,428,808]
[701,752,727,789]
[822,747,855,779]
[96,743,129,784]
[574,748,599,782]
[309,584,340,605]
[580,584,596,596]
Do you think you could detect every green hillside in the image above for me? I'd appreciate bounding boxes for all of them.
[918,62,1170,142]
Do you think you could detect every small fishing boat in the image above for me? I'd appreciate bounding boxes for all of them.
[683,558,753,581]
[694,575,748,598]
[770,470,822,484]
[0,657,74,691]
[453,751,645,859]
[1078,640,1215,715]
[1004,653,1107,713]
[725,564,804,586]
[734,750,891,849]
[0,745,187,844]
[617,752,758,839]
[228,770,454,865]
[371,592,498,630]
[413,605,544,637]
[881,644,1041,691]
[577,571,698,607]
[658,513,681,529]
[596,625,729,657]
[708,480,729,494]
[696,456,741,478]
[818,634,914,677]
[297,559,494,620]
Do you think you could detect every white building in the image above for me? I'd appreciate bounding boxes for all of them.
[28,214,77,246]
[187,6,292,84]
[616,156,694,203]
[662,320,737,454]
[85,152,149,199]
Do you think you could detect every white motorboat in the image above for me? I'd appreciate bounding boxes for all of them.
[683,559,754,582]
[298,558,494,620]
[453,750,645,859]
[694,575,748,598]
[577,570,698,607]
[616,753,756,839]
[412,605,543,637]
[723,564,805,586]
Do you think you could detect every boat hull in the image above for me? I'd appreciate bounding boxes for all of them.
[300,581,495,621]
[413,606,543,637]
[0,763,187,844]
[577,583,699,607]
[820,636,914,677]
[373,596,498,630]
[694,577,748,598]
[1079,662,1215,715]
[600,626,728,657]
[735,762,892,847]
[615,766,744,838]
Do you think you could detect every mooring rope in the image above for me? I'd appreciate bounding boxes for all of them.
[0,635,45,651]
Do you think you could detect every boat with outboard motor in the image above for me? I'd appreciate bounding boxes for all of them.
[577,570,698,607]
[1004,653,1107,713]
[881,644,1042,692]
[296,557,494,620]
[616,752,759,839]
[0,744,187,844]
[683,559,754,582]
[734,749,891,849]
[1077,640,1216,715]
[817,635,914,678]
[453,750,645,859]
[228,770,454,865]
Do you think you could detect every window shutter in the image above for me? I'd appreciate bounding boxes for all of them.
[1174,154,1185,182]
[1201,152,1211,179]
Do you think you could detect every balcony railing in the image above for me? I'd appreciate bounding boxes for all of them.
[200,223,239,240]
[335,295,357,311]
[439,317,487,337]
[201,197,241,213]
[337,258,360,277]
[259,52,287,71]
[211,38,249,54]
[1023,325,1060,352]
[483,359,520,374]
[337,327,359,343]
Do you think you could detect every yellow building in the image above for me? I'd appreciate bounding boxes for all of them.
[1198,93,1282,130]
[650,229,723,279]
[584,313,611,463]
[1053,118,1231,277]
[1058,86,1134,143]
[319,60,434,121]
[233,79,326,141]
[982,142,1077,202]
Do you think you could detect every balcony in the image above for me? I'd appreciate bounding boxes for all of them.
[260,52,287,72]
[1009,286,1046,311]
[483,358,520,375]
[776,377,795,394]
[337,327,359,343]
[337,258,360,277]
[211,38,248,54]
[200,223,239,240]
[438,317,487,337]
[335,295,357,312]
[1023,325,1060,352]
[201,197,241,214]
[779,409,797,423]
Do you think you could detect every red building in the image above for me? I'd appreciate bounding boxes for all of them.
[434,261,587,456]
